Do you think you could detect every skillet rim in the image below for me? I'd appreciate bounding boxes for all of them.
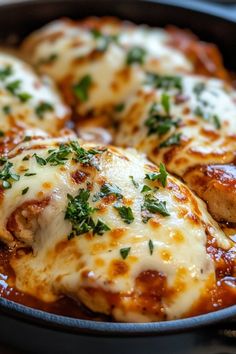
[0,0,235,335]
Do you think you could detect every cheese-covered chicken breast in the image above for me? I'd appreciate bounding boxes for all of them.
[115,73,236,222]
[21,17,196,118]
[0,136,235,322]
[0,52,70,136]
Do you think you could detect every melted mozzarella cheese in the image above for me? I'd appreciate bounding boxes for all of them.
[21,18,192,116]
[116,74,236,176]
[0,136,233,322]
[0,53,69,135]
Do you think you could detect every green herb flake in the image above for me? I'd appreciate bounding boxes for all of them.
[0,161,20,189]
[23,136,31,142]
[145,163,168,188]
[213,114,221,129]
[141,185,152,193]
[115,102,125,113]
[129,175,139,189]
[73,75,92,102]
[2,105,11,115]
[159,133,182,148]
[120,247,131,260]
[0,130,4,137]
[142,194,170,218]
[6,80,21,95]
[94,182,123,201]
[148,239,154,255]
[161,92,170,115]
[22,187,29,195]
[126,46,147,65]
[146,73,182,91]
[35,102,54,119]
[33,153,47,166]
[24,172,36,176]
[114,205,134,224]
[0,65,12,80]
[93,219,110,236]
[65,189,96,239]
[193,82,205,96]
[17,92,32,103]
[38,53,58,65]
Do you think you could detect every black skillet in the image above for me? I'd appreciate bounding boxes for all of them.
[0,1,236,353]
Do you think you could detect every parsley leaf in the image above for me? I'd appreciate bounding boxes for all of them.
[148,239,154,255]
[0,161,20,189]
[65,190,96,239]
[141,194,170,221]
[35,102,54,119]
[46,144,72,166]
[159,133,182,148]
[2,105,11,115]
[161,92,170,115]
[33,153,47,166]
[93,219,110,236]
[129,175,139,188]
[120,247,131,260]
[141,185,152,193]
[213,114,221,129]
[114,205,134,224]
[0,65,12,80]
[145,163,168,187]
[22,187,29,195]
[193,82,205,97]
[94,182,123,201]
[24,172,36,176]
[146,73,182,91]
[73,75,92,102]
[126,46,146,65]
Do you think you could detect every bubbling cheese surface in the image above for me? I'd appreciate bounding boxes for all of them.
[0,53,69,135]
[21,18,193,116]
[115,73,236,176]
[0,136,234,322]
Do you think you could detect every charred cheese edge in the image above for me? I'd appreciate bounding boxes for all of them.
[21,18,193,116]
[0,136,234,322]
[0,52,70,135]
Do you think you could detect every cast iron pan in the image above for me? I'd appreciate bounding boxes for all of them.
[0,1,236,353]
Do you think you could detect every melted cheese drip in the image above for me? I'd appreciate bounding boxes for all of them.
[0,53,69,134]
[116,74,236,175]
[21,19,192,115]
[0,136,232,322]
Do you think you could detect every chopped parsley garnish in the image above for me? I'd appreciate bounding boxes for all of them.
[0,161,20,189]
[23,136,31,142]
[73,74,92,102]
[145,163,168,187]
[115,102,125,112]
[46,144,72,166]
[126,46,147,65]
[145,103,180,137]
[0,130,4,137]
[91,28,102,39]
[120,247,131,260]
[17,92,32,103]
[141,193,170,222]
[93,219,110,236]
[70,141,104,167]
[93,182,123,201]
[35,102,54,119]
[33,153,47,166]
[148,239,154,255]
[213,114,221,129]
[0,65,12,80]
[38,53,58,65]
[161,93,170,115]
[114,205,134,224]
[24,172,36,176]
[141,184,152,193]
[65,189,110,239]
[146,73,182,91]
[159,133,182,148]
[91,29,119,51]
[2,105,11,115]
[22,155,30,161]
[0,157,7,166]
[6,80,21,95]
[22,187,29,195]
[193,82,205,97]
[129,175,139,188]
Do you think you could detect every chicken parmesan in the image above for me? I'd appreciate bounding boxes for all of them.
[115,73,236,223]
[21,17,229,121]
[0,16,235,323]
[0,52,70,137]
[0,136,235,322]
